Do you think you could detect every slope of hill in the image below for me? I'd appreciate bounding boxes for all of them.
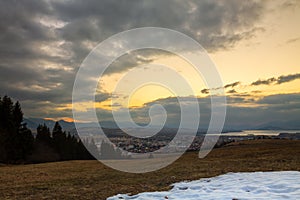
[0,139,299,199]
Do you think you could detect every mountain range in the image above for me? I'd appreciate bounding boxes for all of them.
[24,118,300,133]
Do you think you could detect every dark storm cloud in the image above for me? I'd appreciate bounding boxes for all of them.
[118,93,300,129]
[224,81,240,88]
[21,100,73,119]
[256,93,300,105]
[80,89,300,129]
[251,77,277,86]
[225,93,300,129]
[286,37,300,44]
[0,0,267,118]
[281,0,300,9]
[227,89,237,94]
[201,81,240,94]
[277,73,300,84]
[251,73,300,86]
[0,0,75,108]
[0,1,56,60]
[51,0,266,52]
[102,49,161,75]
[203,73,300,96]
[95,93,111,103]
[201,89,210,94]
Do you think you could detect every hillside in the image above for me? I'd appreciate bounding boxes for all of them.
[0,139,299,199]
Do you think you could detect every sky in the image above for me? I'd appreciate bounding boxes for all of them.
[0,0,300,129]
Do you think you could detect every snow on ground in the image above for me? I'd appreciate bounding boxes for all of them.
[108,171,300,200]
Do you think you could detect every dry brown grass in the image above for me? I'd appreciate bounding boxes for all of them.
[0,139,299,199]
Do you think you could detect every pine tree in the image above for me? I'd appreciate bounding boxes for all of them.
[0,96,34,163]
[0,95,14,130]
[17,124,34,160]
[52,122,67,160]
[52,122,63,138]
[36,124,52,145]
[0,96,98,163]
[12,101,23,130]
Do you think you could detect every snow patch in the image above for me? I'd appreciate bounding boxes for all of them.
[108,171,300,200]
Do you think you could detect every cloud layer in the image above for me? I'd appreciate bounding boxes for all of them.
[251,73,300,86]
[94,92,300,129]
[0,1,265,110]
[1,0,299,129]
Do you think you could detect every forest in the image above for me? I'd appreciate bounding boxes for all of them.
[0,95,96,163]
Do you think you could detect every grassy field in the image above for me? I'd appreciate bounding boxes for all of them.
[0,139,299,199]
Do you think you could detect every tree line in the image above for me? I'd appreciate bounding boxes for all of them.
[0,95,96,163]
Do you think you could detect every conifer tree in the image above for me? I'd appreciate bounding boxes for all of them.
[0,96,33,162]
[36,123,51,145]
